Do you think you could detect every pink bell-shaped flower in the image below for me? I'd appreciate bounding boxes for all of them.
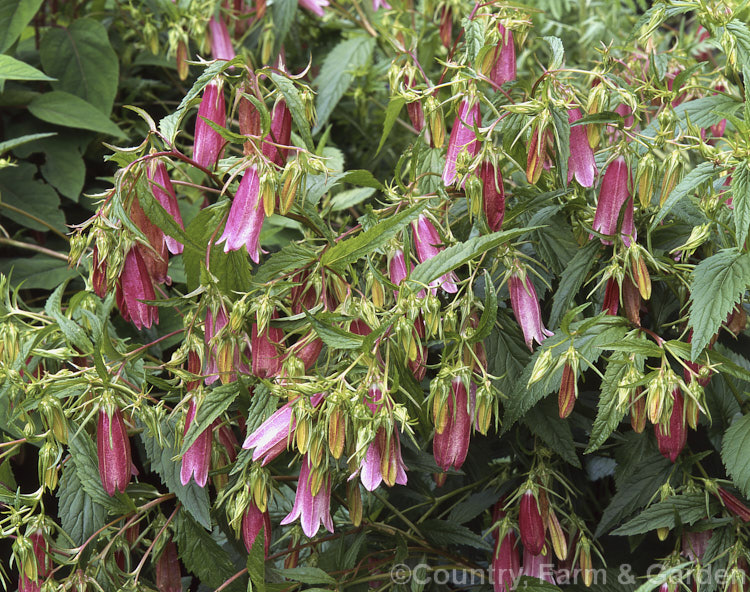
[492,529,520,592]
[489,24,516,87]
[116,247,158,330]
[251,314,284,378]
[180,398,213,487]
[217,165,265,262]
[522,547,556,584]
[193,81,227,169]
[298,0,329,17]
[411,214,459,293]
[18,528,52,592]
[433,377,472,472]
[242,499,272,555]
[567,108,597,187]
[280,454,334,537]
[519,489,546,555]
[262,100,292,168]
[208,16,235,61]
[592,156,635,246]
[480,161,505,231]
[655,388,687,463]
[147,160,185,255]
[508,270,553,350]
[443,99,481,187]
[97,406,132,496]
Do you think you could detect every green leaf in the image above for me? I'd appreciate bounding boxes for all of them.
[45,280,93,353]
[252,242,316,285]
[585,355,628,454]
[321,201,426,271]
[525,400,581,468]
[0,163,65,232]
[420,519,492,550]
[377,96,406,155]
[139,417,212,529]
[462,17,484,62]
[40,18,119,114]
[650,161,721,229]
[313,36,376,132]
[0,255,79,289]
[57,457,108,546]
[28,91,125,138]
[175,509,244,591]
[408,227,533,293]
[727,19,750,71]
[611,493,711,535]
[137,178,199,251]
[0,0,44,53]
[330,187,375,211]
[542,36,565,70]
[731,162,750,248]
[271,567,337,586]
[271,0,297,57]
[0,55,55,82]
[0,132,57,154]
[180,384,240,455]
[549,238,599,328]
[469,272,497,344]
[551,106,570,187]
[633,563,693,592]
[269,72,314,151]
[688,248,750,359]
[447,490,498,525]
[305,311,364,350]
[722,414,750,498]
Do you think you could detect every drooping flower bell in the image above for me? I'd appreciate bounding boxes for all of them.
[592,156,635,246]
[433,377,472,472]
[443,99,481,187]
[522,546,556,584]
[480,160,505,231]
[567,108,597,187]
[262,100,293,168]
[280,454,334,538]
[243,499,272,555]
[155,540,182,592]
[18,527,52,592]
[654,388,687,463]
[116,247,158,330]
[97,404,132,496]
[372,0,391,10]
[180,398,213,487]
[492,516,520,592]
[208,16,235,61]
[489,24,516,87]
[412,214,459,293]
[129,194,169,285]
[508,269,552,350]
[526,125,551,185]
[251,313,284,378]
[298,0,329,17]
[147,159,185,255]
[519,488,546,555]
[217,165,265,262]
[193,81,227,169]
[716,487,750,522]
[91,245,108,298]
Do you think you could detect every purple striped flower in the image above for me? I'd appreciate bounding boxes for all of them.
[298,0,329,16]
[443,99,481,187]
[433,378,472,472]
[217,166,265,262]
[97,406,132,496]
[193,81,226,169]
[567,108,596,187]
[591,156,635,246]
[508,271,552,350]
[148,160,184,254]
[280,454,334,537]
[411,214,458,293]
[208,17,235,61]
[180,398,212,487]
[262,101,292,168]
[489,24,516,87]
[116,247,158,330]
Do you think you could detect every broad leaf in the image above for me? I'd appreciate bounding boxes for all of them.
[28,91,125,137]
[721,414,750,498]
[0,0,44,53]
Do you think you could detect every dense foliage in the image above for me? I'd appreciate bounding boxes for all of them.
[2,0,750,591]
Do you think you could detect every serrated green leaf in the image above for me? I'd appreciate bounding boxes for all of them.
[586,356,628,454]
[463,18,484,62]
[731,162,750,248]
[721,414,750,498]
[542,36,565,70]
[57,458,108,546]
[139,417,211,529]
[269,72,314,151]
[28,91,125,138]
[252,242,316,285]
[611,493,711,535]
[321,201,426,270]
[272,567,337,586]
[551,106,570,187]
[40,18,119,114]
[650,161,721,229]
[525,400,581,468]
[272,0,297,57]
[420,519,492,550]
[0,0,44,53]
[469,271,497,344]
[305,311,364,349]
[377,96,406,155]
[180,384,240,455]
[314,36,375,132]
[549,238,599,328]
[408,227,532,290]
[45,280,93,353]
[688,248,750,359]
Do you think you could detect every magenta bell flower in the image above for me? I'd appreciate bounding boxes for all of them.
[116,247,158,330]
[243,393,326,464]
[280,454,334,538]
[567,109,597,187]
[148,160,184,254]
[412,214,459,293]
[193,81,226,169]
[433,377,472,472]
[298,0,329,17]
[443,99,481,187]
[217,165,265,262]
[242,499,272,556]
[208,17,235,61]
[18,528,51,592]
[180,398,212,487]
[251,314,284,378]
[591,156,635,246]
[388,249,425,298]
[522,547,556,584]
[97,407,132,496]
[480,161,505,231]
[490,24,516,87]
[262,101,292,168]
[508,271,553,350]
[372,0,391,9]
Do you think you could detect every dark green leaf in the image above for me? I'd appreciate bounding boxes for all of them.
[469,271,497,344]
[0,0,44,53]
[28,91,125,138]
[549,240,599,328]
[45,280,93,353]
[180,384,240,455]
[688,248,750,359]
[420,519,492,550]
[271,567,337,586]
[269,72,314,151]
[0,163,65,232]
[377,96,406,155]
[252,242,316,285]
[586,355,628,454]
[447,490,498,525]
[731,162,750,248]
[611,493,711,535]
[314,36,375,132]
[0,255,79,289]
[271,0,297,57]
[57,457,108,546]
[650,161,721,229]
[525,400,581,468]
[721,414,750,498]
[0,132,57,154]
[0,55,55,82]
[40,18,119,114]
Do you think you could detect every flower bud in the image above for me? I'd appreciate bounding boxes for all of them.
[328,407,347,459]
[443,99,481,187]
[519,488,546,555]
[180,398,212,487]
[622,276,641,326]
[655,388,687,463]
[526,125,549,185]
[547,509,567,561]
[176,39,189,80]
[591,156,635,247]
[433,377,472,472]
[631,252,651,300]
[630,387,646,433]
[242,501,272,556]
[155,541,181,592]
[426,95,445,149]
[636,152,656,208]
[578,537,593,587]
[480,160,505,231]
[347,480,363,527]
[493,527,520,592]
[489,24,517,86]
[558,363,577,419]
[659,151,682,206]
[97,404,132,496]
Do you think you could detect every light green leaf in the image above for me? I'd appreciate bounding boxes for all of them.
[722,414,750,498]
[0,55,55,82]
[330,187,375,211]
[314,36,375,132]
[543,36,565,70]
[45,280,93,353]
[305,311,364,350]
[377,96,406,155]
[650,161,722,229]
[0,0,44,53]
[731,162,750,248]
[0,132,57,154]
[688,248,750,359]
[28,91,125,137]
[40,18,119,114]
[0,255,79,289]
